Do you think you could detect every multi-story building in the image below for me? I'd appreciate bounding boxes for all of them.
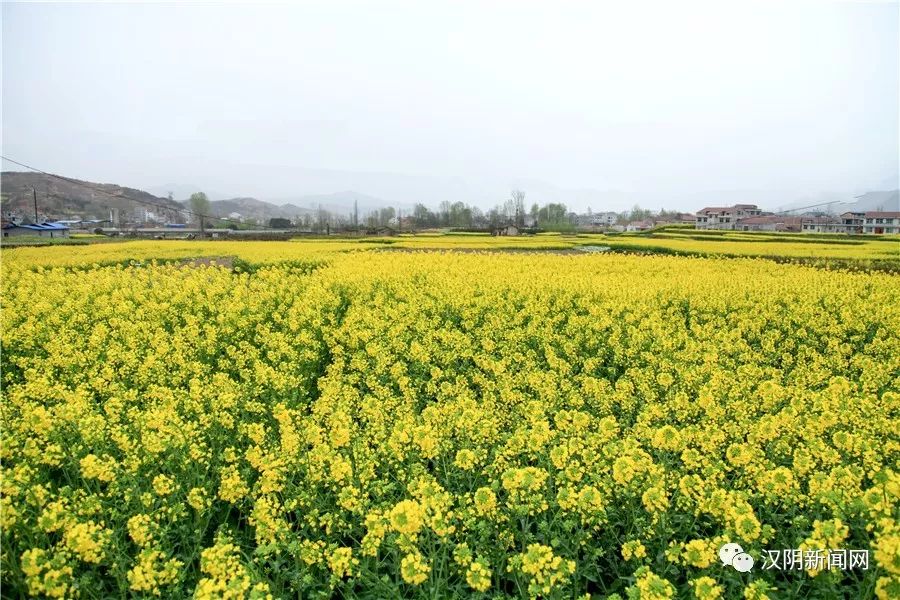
[577,212,618,228]
[837,212,865,234]
[800,212,898,234]
[862,212,900,234]
[695,204,762,229]
[133,207,161,224]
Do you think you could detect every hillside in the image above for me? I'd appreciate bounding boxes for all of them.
[771,189,900,215]
[1,171,184,222]
[0,171,396,225]
[850,190,900,212]
[198,197,315,222]
[190,191,389,223]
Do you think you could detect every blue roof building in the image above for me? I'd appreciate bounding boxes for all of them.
[2,221,71,238]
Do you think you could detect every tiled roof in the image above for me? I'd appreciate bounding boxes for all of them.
[697,205,759,214]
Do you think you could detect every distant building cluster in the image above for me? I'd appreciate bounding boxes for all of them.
[3,184,897,239]
[572,211,695,232]
[799,212,900,235]
[693,204,900,235]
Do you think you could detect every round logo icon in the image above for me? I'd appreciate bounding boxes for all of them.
[732,552,754,573]
[719,543,744,566]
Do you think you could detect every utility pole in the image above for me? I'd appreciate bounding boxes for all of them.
[32,187,39,223]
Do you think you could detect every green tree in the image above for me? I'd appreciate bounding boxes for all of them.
[189,192,211,233]
[628,204,652,222]
[269,217,292,229]
[412,203,437,228]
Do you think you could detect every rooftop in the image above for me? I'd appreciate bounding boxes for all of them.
[697,204,759,214]
[2,221,71,230]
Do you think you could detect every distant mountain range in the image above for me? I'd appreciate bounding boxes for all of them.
[146,183,392,214]
[184,190,390,222]
[845,190,900,212]
[190,196,312,221]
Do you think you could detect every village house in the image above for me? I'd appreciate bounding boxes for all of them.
[862,211,900,235]
[800,216,842,233]
[576,212,618,228]
[651,213,697,227]
[369,225,397,236]
[838,212,865,234]
[695,204,762,230]
[493,224,520,236]
[735,215,803,232]
[2,220,71,238]
[803,212,866,234]
[625,220,653,232]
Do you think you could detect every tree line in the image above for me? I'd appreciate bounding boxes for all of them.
[189,189,682,233]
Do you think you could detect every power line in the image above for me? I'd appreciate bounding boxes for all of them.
[772,199,847,215]
[0,155,280,230]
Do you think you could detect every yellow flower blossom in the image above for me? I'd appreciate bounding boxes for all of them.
[473,487,498,516]
[152,474,176,496]
[128,514,155,547]
[622,540,647,561]
[64,520,110,564]
[466,558,492,592]
[400,551,430,585]
[512,543,575,598]
[327,547,358,579]
[128,548,182,595]
[691,576,723,600]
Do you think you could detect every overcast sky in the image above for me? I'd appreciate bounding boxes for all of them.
[2,1,898,211]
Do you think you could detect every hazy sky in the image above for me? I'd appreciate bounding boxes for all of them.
[2,1,898,211]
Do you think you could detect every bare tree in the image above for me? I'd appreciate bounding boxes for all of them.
[511,189,526,226]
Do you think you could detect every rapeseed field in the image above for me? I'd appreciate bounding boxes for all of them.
[1,241,898,598]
